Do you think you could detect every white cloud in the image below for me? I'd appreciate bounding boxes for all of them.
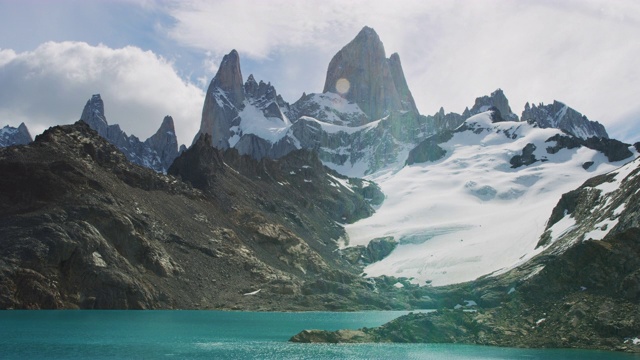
[0,41,204,145]
[163,0,640,142]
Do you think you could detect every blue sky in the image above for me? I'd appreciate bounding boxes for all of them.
[1,0,639,145]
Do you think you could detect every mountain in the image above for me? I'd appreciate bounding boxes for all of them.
[0,120,429,310]
[467,89,519,121]
[80,94,182,172]
[0,123,32,147]
[345,109,636,286]
[322,26,419,120]
[194,27,611,179]
[293,156,640,352]
[194,27,447,176]
[522,100,608,139]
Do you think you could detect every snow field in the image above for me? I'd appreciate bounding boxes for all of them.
[345,112,627,286]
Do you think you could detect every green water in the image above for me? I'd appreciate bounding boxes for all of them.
[0,311,638,359]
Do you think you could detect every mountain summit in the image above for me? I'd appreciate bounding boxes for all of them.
[0,122,32,147]
[323,26,419,120]
[79,94,182,172]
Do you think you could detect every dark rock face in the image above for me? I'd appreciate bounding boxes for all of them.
[341,236,398,266]
[582,137,633,162]
[0,122,32,147]
[145,116,181,171]
[322,26,417,121]
[211,50,245,108]
[510,143,538,168]
[522,101,608,139]
[430,107,466,134]
[79,94,181,172]
[388,52,419,115]
[468,89,518,121]
[406,131,453,165]
[167,133,225,189]
[545,133,632,162]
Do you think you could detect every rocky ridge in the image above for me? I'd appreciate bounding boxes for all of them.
[192,27,611,178]
[522,100,608,139]
[0,120,426,310]
[80,94,183,172]
[0,123,32,147]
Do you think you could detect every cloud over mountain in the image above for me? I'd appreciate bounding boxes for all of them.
[0,41,204,144]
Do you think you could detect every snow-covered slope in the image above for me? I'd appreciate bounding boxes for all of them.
[539,154,640,255]
[344,111,636,286]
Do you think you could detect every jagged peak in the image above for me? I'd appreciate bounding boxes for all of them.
[210,49,244,107]
[156,115,175,134]
[469,89,518,121]
[322,26,416,120]
[521,99,609,139]
[354,26,380,42]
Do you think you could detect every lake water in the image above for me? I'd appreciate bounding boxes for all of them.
[1,311,639,359]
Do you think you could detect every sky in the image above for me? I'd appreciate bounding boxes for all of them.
[0,0,639,146]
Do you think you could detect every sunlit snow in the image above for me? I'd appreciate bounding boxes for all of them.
[345,112,630,286]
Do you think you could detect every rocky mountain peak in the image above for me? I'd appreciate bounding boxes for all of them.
[522,100,609,139]
[145,115,180,171]
[469,89,518,121]
[79,95,181,173]
[388,52,419,114]
[211,49,245,107]
[0,122,33,147]
[322,26,415,121]
[80,94,108,135]
[168,133,226,189]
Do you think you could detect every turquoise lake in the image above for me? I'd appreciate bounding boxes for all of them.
[1,310,639,359]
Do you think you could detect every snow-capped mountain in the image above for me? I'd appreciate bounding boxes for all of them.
[190,25,634,286]
[522,100,608,139]
[80,94,183,172]
[345,110,636,286]
[195,27,612,179]
[194,27,450,175]
[0,123,32,147]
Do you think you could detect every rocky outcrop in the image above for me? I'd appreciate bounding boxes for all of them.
[510,143,539,168]
[167,133,226,189]
[468,89,518,121]
[522,100,608,139]
[322,26,417,121]
[341,236,398,266]
[0,122,32,147]
[406,131,453,165]
[545,133,632,162]
[79,94,182,172]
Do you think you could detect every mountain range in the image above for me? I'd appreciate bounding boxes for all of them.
[0,25,639,352]
[79,94,184,173]
[0,123,32,147]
